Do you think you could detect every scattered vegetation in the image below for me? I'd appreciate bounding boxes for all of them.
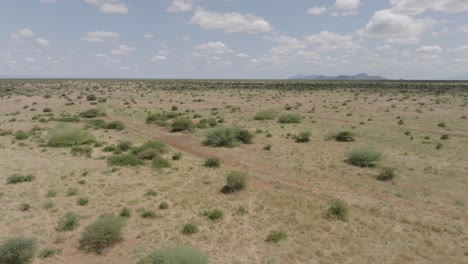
[107,154,144,167]
[138,245,208,264]
[57,212,79,232]
[254,110,277,120]
[204,127,253,147]
[7,174,34,184]
[0,237,37,264]
[278,113,302,124]
[79,214,125,254]
[47,126,95,147]
[266,231,287,243]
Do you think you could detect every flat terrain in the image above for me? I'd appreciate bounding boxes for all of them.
[0,80,467,263]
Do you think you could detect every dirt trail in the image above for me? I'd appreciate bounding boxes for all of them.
[106,114,468,222]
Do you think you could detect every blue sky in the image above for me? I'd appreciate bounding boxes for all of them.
[1,0,468,79]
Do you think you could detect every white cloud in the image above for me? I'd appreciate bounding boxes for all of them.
[84,0,128,14]
[111,45,134,55]
[81,31,119,42]
[306,31,359,51]
[190,8,272,34]
[10,28,35,40]
[332,0,360,16]
[195,42,233,54]
[39,0,61,3]
[459,25,468,33]
[377,44,391,51]
[357,10,434,44]
[390,0,468,15]
[95,53,108,58]
[182,36,192,42]
[25,57,36,62]
[450,45,468,53]
[36,38,51,45]
[307,6,328,15]
[151,55,167,62]
[167,0,192,12]
[144,34,154,39]
[234,53,249,58]
[265,35,305,50]
[417,45,442,54]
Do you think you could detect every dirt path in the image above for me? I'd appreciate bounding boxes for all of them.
[106,114,468,222]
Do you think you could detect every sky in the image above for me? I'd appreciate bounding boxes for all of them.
[1,0,468,79]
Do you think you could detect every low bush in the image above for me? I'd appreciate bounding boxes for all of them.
[266,231,287,243]
[79,109,105,118]
[293,132,311,143]
[79,214,125,254]
[0,237,37,264]
[7,174,34,184]
[204,158,220,168]
[335,131,355,142]
[278,113,302,124]
[346,148,382,167]
[171,118,194,132]
[15,130,29,140]
[106,120,125,131]
[57,212,79,232]
[132,141,168,157]
[77,197,89,206]
[107,154,144,167]
[172,152,182,160]
[254,110,277,120]
[204,127,253,147]
[119,207,131,218]
[141,210,158,219]
[138,245,208,264]
[86,94,97,101]
[326,200,348,221]
[377,167,395,182]
[117,140,132,151]
[222,171,248,193]
[38,248,61,259]
[440,134,449,140]
[70,146,92,158]
[152,157,171,169]
[159,202,169,210]
[204,209,223,221]
[182,223,198,235]
[47,126,95,147]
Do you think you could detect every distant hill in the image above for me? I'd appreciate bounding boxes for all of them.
[289,73,388,80]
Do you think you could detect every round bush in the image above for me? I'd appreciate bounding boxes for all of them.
[346,148,382,167]
[171,118,194,132]
[204,158,220,168]
[0,237,37,264]
[204,127,253,147]
[327,200,348,221]
[335,131,355,142]
[182,223,198,235]
[138,245,208,264]
[294,132,311,143]
[222,171,248,193]
[266,231,287,243]
[377,167,395,181]
[254,110,277,121]
[107,154,144,167]
[79,214,125,254]
[278,113,302,124]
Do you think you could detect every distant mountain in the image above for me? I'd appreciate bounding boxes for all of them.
[289,73,388,80]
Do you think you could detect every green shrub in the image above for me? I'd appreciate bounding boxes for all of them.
[47,126,95,147]
[326,200,348,221]
[77,198,89,206]
[42,107,52,113]
[335,131,355,142]
[171,118,194,132]
[182,223,198,235]
[132,141,168,157]
[278,113,302,124]
[0,237,37,264]
[86,119,107,129]
[138,245,208,264]
[440,134,449,140]
[437,122,446,128]
[263,144,272,151]
[136,148,161,160]
[222,171,248,193]
[15,130,29,140]
[204,127,253,147]
[141,210,158,219]
[159,202,169,210]
[266,231,287,243]
[70,146,92,158]
[79,109,105,118]
[106,121,125,131]
[107,154,144,167]
[54,116,80,123]
[204,158,220,168]
[119,207,131,218]
[57,212,79,232]
[153,158,171,169]
[346,148,382,167]
[254,110,277,120]
[436,142,443,150]
[204,209,223,221]
[117,140,132,151]
[293,132,311,143]
[38,248,61,259]
[172,152,182,160]
[79,214,125,254]
[86,94,97,101]
[377,167,395,182]
[144,189,158,197]
[7,174,34,184]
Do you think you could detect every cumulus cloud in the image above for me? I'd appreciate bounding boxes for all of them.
[357,10,434,44]
[234,53,249,58]
[36,38,51,45]
[190,8,272,34]
[307,6,328,15]
[10,28,35,40]
[84,0,128,14]
[167,0,192,12]
[390,0,468,15]
[144,34,154,39]
[306,31,359,51]
[111,45,134,55]
[332,0,360,16]
[195,42,233,54]
[81,31,119,42]
[151,55,167,62]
